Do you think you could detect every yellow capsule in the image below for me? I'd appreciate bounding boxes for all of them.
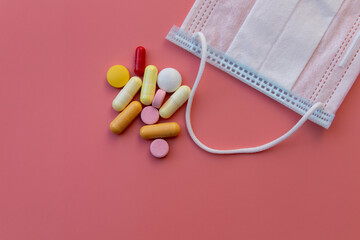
[159,85,191,119]
[112,76,142,112]
[110,101,142,134]
[140,65,158,105]
[140,122,180,139]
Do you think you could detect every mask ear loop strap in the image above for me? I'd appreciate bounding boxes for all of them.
[185,32,324,154]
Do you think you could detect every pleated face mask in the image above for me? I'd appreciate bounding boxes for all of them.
[166,0,360,154]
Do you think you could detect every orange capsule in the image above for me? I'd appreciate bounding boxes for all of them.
[110,101,142,134]
[139,122,180,139]
[134,46,146,77]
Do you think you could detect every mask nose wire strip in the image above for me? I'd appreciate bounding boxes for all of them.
[185,32,324,154]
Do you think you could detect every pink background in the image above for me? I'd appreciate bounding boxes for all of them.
[1,0,360,239]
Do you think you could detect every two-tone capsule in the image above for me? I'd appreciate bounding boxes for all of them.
[134,46,146,77]
[140,65,158,105]
[112,76,142,112]
[159,85,191,119]
[110,101,142,134]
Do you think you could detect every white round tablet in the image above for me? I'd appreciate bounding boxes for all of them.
[157,68,182,93]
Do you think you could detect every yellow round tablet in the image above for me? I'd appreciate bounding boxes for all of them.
[107,65,130,88]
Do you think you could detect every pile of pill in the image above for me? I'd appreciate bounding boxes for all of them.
[107,46,191,158]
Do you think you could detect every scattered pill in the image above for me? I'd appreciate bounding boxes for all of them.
[150,139,169,158]
[134,46,146,77]
[157,68,182,93]
[152,89,166,109]
[107,65,130,88]
[140,65,158,105]
[112,76,142,112]
[110,101,142,134]
[159,85,191,119]
[141,106,159,125]
[140,122,180,139]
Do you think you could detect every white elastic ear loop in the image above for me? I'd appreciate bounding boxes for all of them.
[185,32,324,154]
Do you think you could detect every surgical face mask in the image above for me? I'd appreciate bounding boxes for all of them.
[166,0,360,154]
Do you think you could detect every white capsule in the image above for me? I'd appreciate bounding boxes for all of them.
[159,85,191,119]
[157,68,182,93]
[112,76,142,112]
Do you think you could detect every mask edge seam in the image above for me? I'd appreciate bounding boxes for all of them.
[310,14,360,102]
[324,45,360,108]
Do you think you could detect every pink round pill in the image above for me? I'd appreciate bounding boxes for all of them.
[141,106,159,125]
[150,139,169,158]
[152,89,166,109]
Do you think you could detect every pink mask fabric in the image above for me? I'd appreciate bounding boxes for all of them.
[166,0,360,129]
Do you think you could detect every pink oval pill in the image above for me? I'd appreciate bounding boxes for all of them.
[152,89,166,109]
[150,139,169,158]
[141,106,159,124]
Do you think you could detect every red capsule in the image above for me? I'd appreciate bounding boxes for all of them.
[134,46,146,76]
